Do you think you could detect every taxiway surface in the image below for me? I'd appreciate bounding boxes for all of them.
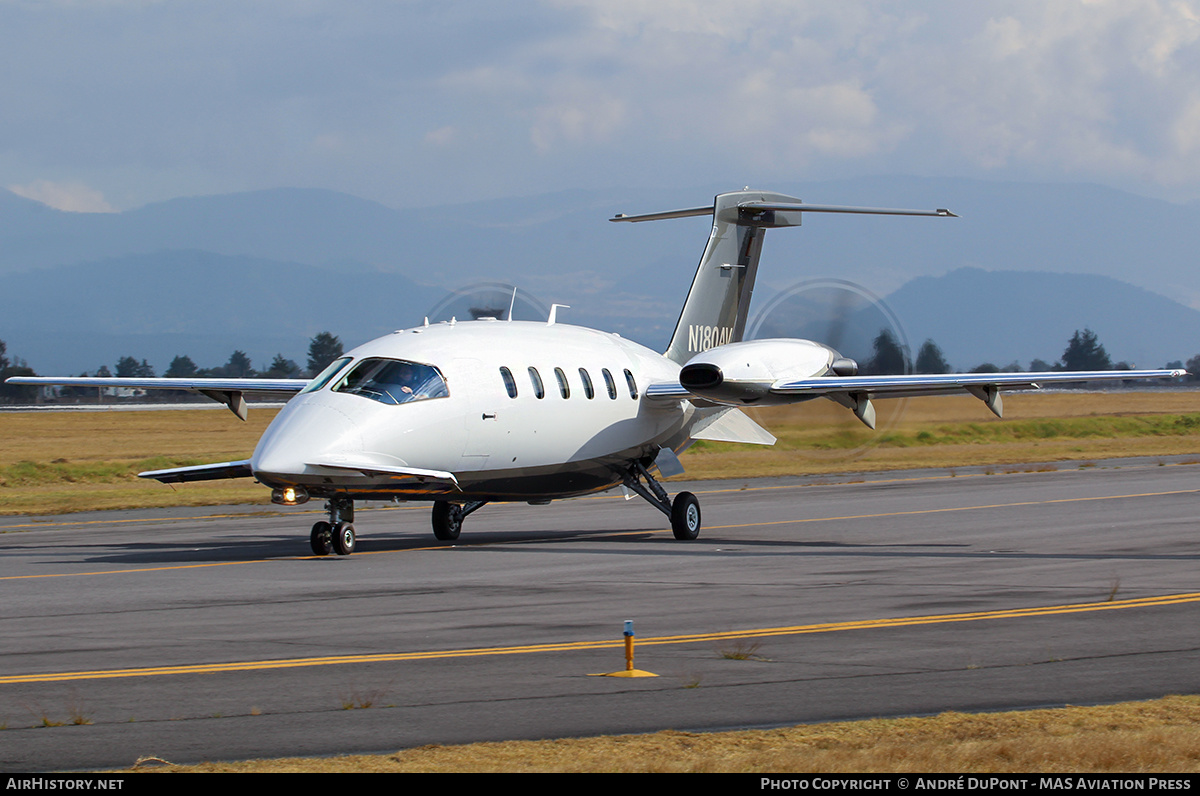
[2,456,1199,770]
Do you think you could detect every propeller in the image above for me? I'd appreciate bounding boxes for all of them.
[745,279,911,459]
[426,282,550,324]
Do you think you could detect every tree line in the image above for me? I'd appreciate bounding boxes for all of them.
[0,332,345,403]
[94,332,346,380]
[829,327,1192,378]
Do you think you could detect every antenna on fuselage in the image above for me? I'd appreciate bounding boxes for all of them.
[547,304,571,325]
[507,287,518,321]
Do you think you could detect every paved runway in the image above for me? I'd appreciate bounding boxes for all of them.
[2,455,1199,770]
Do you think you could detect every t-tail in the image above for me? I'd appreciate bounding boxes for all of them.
[612,190,957,364]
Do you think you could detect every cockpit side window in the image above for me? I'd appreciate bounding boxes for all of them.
[300,356,353,394]
[333,358,449,405]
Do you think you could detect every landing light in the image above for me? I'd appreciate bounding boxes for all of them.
[272,486,310,506]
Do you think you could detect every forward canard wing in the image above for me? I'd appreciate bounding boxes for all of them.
[306,457,461,489]
[138,459,255,483]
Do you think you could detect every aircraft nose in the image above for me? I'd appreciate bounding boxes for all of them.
[251,401,365,480]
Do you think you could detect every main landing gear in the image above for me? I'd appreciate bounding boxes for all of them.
[431,500,488,541]
[623,460,701,540]
[310,497,356,556]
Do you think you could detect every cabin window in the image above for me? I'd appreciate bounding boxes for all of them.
[579,368,595,399]
[528,367,545,399]
[301,356,352,394]
[554,367,570,399]
[333,358,448,405]
[602,368,618,400]
[500,366,518,398]
[624,369,638,399]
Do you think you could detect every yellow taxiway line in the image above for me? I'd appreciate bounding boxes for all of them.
[3,591,1198,686]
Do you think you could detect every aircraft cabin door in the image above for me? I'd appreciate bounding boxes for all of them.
[452,357,507,471]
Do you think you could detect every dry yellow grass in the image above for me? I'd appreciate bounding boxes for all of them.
[0,408,275,514]
[2,391,1199,515]
[127,696,1200,773]
[0,407,274,463]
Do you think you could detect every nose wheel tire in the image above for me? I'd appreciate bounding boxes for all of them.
[432,501,463,541]
[670,491,701,540]
[333,521,356,555]
[310,521,333,556]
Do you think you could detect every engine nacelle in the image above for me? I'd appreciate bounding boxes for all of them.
[679,339,855,405]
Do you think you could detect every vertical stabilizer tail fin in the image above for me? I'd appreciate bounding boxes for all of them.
[612,192,956,365]
[614,190,803,364]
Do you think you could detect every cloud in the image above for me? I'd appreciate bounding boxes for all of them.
[5,1,1200,206]
[424,126,459,147]
[8,180,116,213]
[530,94,626,150]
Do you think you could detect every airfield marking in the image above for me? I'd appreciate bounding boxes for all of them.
[1,488,1194,582]
[3,591,1198,685]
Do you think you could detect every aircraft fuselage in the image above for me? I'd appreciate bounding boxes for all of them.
[250,319,691,502]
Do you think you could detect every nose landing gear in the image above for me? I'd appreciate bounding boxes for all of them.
[309,497,356,556]
[310,521,333,555]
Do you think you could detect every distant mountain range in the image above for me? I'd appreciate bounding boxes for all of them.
[2,178,1198,374]
[886,268,1199,371]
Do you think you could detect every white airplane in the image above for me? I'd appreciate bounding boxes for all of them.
[8,189,1184,557]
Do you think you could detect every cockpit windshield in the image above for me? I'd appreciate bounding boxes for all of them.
[332,358,449,405]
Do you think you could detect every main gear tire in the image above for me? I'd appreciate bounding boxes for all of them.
[432,501,463,541]
[670,492,701,540]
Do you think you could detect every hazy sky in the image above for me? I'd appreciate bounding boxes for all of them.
[5,1,1200,212]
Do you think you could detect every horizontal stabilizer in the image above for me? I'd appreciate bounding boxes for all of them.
[689,407,777,446]
[739,201,957,218]
[139,460,254,483]
[611,201,956,223]
[611,205,714,223]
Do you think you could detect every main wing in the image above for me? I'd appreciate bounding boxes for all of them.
[650,368,1186,429]
[770,369,1184,428]
[3,376,309,420]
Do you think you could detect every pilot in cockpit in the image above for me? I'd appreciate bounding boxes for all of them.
[394,362,419,397]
